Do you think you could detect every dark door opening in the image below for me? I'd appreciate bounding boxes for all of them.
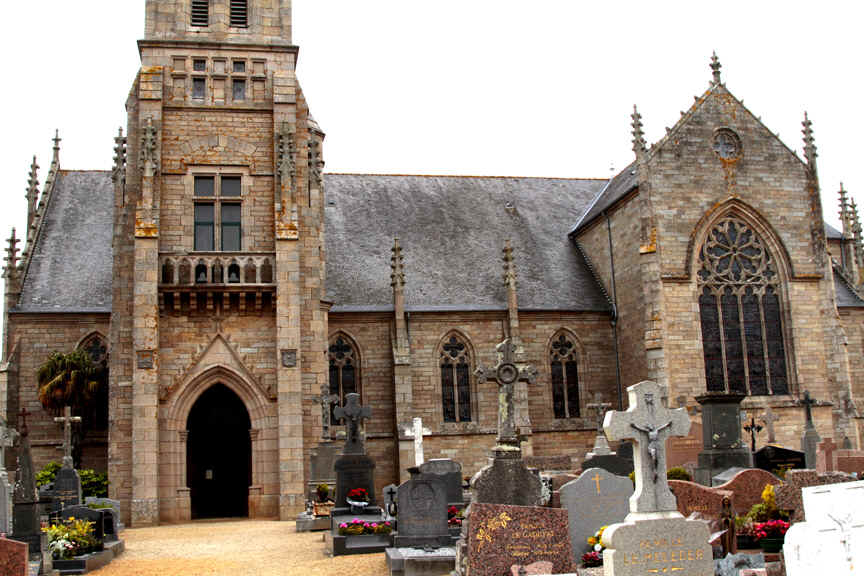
[187,383,252,519]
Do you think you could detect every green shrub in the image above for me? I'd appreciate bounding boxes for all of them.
[667,467,693,481]
[36,461,109,498]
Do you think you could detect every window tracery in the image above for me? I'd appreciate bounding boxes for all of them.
[440,334,472,423]
[549,332,580,418]
[697,216,788,395]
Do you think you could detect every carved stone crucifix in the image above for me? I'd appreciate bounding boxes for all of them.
[0,417,18,475]
[54,406,82,469]
[475,338,537,452]
[318,389,339,442]
[759,407,780,444]
[603,381,690,514]
[333,393,371,455]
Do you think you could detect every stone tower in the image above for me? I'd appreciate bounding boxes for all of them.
[110,0,327,526]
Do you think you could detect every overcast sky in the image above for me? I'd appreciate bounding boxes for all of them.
[1,1,862,332]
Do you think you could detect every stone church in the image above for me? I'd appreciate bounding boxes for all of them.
[2,0,863,527]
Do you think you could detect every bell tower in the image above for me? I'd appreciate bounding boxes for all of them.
[111,0,327,526]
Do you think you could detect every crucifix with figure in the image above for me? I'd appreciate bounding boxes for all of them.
[585,400,613,456]
[475,338,537,452]
[333,393,371,455]
[603,380,690,513]
[759,407,780,444]
[54,406,82,469]
[318,388,339,442]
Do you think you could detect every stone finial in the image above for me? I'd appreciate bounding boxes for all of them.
[852,198,864,271]
[802,112,818,172]
[112,127,127,184]
[839,183,851,237]
[308,138,324,189]
[51,129,61,170]
[140,117,159,173]
[710,51,722,85]
[25,156,40,242]
[631,104,647,159]
[391,238,405,288]
[3,228,21,281]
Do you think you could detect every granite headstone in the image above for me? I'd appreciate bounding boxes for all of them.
[0,537,28,576]
[418,459,463,506]
[799,391,822,470]
[466,503,572,576]
[393,469,450,548]
[12,410,42,558]
[559,468,632,561]
[667,480,732,524]
[774,469,856,523]
[333,393,376,508]
[712,468,782,516]
[694,394,752,486]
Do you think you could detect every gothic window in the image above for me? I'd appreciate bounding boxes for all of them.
[549,332,580,418]
[191,0,209,27]
[230,0,248,27]
[193,174,242,252]
[329,334,360,423]
[81,334,108,368]
[697,216,789,396]
[78,334,109,429]
[440,334,472,423]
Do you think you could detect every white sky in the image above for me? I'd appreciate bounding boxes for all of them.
[0,1,862,332]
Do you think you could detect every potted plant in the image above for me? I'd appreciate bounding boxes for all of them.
[737,484,788,550]
[316,483,331,503]
[447,506,463,527]
[753,519,790,553]
[346,487,370,513]
[338,518,393,539]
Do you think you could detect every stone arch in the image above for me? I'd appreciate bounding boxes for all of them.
[159,365,274,522]
[328,331,362,404]
[435,329,478,424]
[545,328,588,419]
[689,199,797,396]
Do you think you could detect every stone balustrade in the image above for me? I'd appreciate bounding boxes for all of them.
[159,252,275,286]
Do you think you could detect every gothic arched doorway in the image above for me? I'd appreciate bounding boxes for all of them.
[186,383,252,519]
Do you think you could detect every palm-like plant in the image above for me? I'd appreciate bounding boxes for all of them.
[37,349,106,467]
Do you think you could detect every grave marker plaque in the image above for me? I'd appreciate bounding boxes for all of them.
[466,503,572,576]
[560,468,632,561]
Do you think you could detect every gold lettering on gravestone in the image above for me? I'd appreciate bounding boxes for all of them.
[622,539,703,570]
[593,472,602,494]
[475,512,512,550]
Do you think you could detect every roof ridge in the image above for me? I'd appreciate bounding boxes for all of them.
[324,172,608,181]
[59,169,112,174]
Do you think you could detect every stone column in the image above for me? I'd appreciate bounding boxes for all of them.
[177,430,190,522]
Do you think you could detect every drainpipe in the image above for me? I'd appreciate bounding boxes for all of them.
[606,211,623,411]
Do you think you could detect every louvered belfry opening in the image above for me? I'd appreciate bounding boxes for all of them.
[230,0,248,27]
[191,0,209,27]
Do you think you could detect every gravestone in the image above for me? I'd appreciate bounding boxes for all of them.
[403,417,431,467]
[753,445,805,475]
[774,469,856,523]
[714,552,765,576]
[758,408,780,444]
[61,506,106,543]
[585,402,614,457]
[601,380,713,576]
[333,393,376,508]
[712,468,782,516]
[466,503,572,576]
[12,407,42,559]
[0,536,28,576]
[666,421,702,470]
[382,484,398,520]
[0,417,18,535]
[52,407,82,510]
[393,468,450,548]
[711,466,749,486]
[84,497,123,531]
[418,459,463,506]
[816,437,837,473]
[559,468,632,562]
[783,480,864,576]
[799,391,822,469]
[308,390,341,500]
[667,480,732,524]
[694,394,752,486]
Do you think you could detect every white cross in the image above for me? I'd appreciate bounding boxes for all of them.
[603,381,690,514]
[54,406,82,469]
[404,417,431,466]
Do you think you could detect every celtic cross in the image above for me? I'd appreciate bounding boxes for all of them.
[475,338,537,452]
[333,393,371,455]
[54,406,82,469]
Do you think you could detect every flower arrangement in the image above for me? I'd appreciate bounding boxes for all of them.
[582,525,607,567]
[337,518,392,536]
[448,506,463,527]
[42,516,98,559]
[347,488,369,503]
[752,519,790,542]
[316,483,331,503]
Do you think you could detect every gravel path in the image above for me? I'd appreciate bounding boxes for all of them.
[89,519,388,576]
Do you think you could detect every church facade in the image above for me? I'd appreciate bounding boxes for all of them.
[2,0,863,527]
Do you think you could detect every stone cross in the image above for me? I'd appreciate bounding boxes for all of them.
[404,417,431,466]
[817,438,837,473]
[586,402,612,431]
[333,393,371,455]
[0,417,18,474]
[54,406,82,469]
[802,390,816,429]
[759,407,780,443]
[603,380,690,514]
[475,338,538,451]
[318,390,339,442]
[586,402,614,457]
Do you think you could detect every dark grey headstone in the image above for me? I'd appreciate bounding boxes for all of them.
[53,467,82,511]
[62,506,105,542]
[802,428,822,469]
[754,445,806,474]
[12,434,41,557]
[394,472,449,548]
[711,467,749,487]
[560,468,632,563]
[418,459,463,505]
[471,455,542,507]
[694,394,753,485]
[334,454,375,508]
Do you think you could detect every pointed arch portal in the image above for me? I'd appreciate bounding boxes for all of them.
[186,383,252,519]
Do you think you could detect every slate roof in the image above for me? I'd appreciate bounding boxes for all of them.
[825,222,843,240]
[571,162,637,233]
[16,171,114,313]
[324,174,611,313]
[834,268,864,308]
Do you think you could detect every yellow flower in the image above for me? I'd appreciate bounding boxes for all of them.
[587,537,597,546]
[761,484,776,507]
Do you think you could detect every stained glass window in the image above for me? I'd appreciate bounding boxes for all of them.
[549,332,580,418]
[440,334,472,423]
[697,216,789,395]
[328,334,360,423]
